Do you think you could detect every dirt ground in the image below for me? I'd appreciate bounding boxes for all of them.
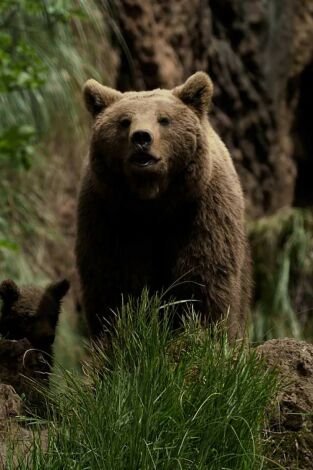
[258,338,313,469]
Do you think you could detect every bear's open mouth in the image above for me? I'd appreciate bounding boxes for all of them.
[129,152,159,167]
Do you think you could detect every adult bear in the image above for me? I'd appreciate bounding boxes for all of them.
[76,72,251,339]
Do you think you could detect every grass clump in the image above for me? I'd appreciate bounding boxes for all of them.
[12,292,278,469]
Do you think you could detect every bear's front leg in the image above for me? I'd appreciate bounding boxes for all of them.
[172,226,246,339]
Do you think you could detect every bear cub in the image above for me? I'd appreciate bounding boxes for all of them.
[0,278,70,364]
[76,71,251,339]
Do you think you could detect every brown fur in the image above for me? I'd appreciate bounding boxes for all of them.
[0,279,70,364]
[76,72,251,339]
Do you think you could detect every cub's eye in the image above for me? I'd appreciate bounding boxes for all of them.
[158,116,171,126]
[120,118,131,128]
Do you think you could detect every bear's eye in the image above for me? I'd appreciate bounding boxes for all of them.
[158,116,171,126]
[120,118,131,128]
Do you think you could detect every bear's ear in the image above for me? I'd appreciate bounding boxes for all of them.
[83,79,122,117]
[0,279,19,304]
[173,72,213,117]
[46,279,70,303]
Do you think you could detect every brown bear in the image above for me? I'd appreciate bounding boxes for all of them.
[76,72,251,339]
[0,278,70,365]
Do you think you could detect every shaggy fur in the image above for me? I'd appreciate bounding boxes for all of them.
[0,279,70,364]
[76,72,251,338]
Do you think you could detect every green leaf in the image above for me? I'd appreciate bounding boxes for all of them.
[0,239,19,251]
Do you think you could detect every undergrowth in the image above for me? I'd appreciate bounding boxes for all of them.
[250,208,313,342]
[10,292,279,470]
[0,1,114,366]
[0,0,112,285]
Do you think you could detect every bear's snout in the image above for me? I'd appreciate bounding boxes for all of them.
[131,130,154,150]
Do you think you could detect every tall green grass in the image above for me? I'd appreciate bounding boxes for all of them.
[11,292,278,469]
[0,0,112,289]
[0,0,107,136]
[250,208,313,342]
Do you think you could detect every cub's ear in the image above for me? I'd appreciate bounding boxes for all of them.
[0,279,19,304]
[83,79,122,117]
[173,72,213,117]
[47,279,70,302]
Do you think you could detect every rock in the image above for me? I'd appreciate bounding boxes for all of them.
[257,338,313,469]
[0,384,47,469]
[0,385,21,420]
[0,385,23,469]
[107,0,313,217]
[0,384,22,425]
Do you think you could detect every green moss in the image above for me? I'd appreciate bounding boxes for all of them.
[249,208,313,342]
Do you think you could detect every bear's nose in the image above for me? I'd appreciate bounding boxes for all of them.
[131,130,153,150]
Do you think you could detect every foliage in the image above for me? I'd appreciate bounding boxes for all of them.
[0,125,36,170]
[11,292,278,470]
[0,0,107,281]
[249,208,313,342]
[0,0,104,168]
[0,0,81,169]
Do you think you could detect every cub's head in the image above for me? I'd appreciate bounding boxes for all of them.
[0,279,70,354]
[84,72,213,200]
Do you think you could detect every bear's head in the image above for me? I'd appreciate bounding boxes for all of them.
[84,72,213,200]
[0,279,70,354]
